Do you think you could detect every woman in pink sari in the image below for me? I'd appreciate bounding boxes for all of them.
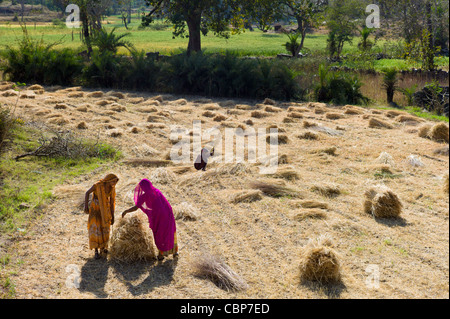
[121,179,178,260]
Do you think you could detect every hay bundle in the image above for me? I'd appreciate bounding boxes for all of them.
[303,120,318,128]
[397,115,423,124]
[282,117,296,123]
[203,103,221,110]
[429,123,449,143]
[369,117,394,129]
[298,131,319,140]
[325,112,344,120]
[250,180,301,198]
[87,91,104,98]
[128,97,145,104]
[344,106,364,115]
[110,103,127,112]
[311,184,341,198]
[385,110,405,118]
[150,167,177,184]
[295,200,329,210]
[271,167,299,181]
[77,122,88,130]
[109,213,156,263]
[68,92,83,98]
[136,106,159,113]
[202,110,216,118]
[375,152,395,166]
[263,98,277,105]
[192,253,248,292]
[230,190,263,204]
[287,111,304,119]
[364,185,403,218]
[294,209,327,221]
[251,110,270,118]
[299,235,341,284]
[173,202,199,221]
[266,133,289,144]
[288,106,309,113]
[418,124,432,138]
[213,114,227,122]
[107,91,126,99]
[235,104,253,110]
[264,105,282,113]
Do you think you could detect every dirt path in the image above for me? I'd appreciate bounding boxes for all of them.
[2,84,448,299]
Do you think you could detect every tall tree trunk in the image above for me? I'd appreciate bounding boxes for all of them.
[186,12,202,54]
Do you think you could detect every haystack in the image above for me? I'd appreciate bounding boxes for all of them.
[250,180,301,198]
[192,252,248,292]
[364,184,403,218]
[173,202,199,221]
[230,190,263,204]
[418,124,432,139]
[109,213,156,263]
[298,131,319,140]
[311,184,341,198]
[369,117,393,129]
[429,123,449,143]
[271,167,299,180]
[325,112,344,120]
[299,235,341,284]
[294,209,327,221]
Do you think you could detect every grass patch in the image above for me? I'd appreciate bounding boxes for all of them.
[0,124,121,233]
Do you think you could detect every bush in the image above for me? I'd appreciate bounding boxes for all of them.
[1,28,83,86]
[314,64,368,105]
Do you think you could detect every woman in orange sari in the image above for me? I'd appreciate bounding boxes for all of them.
[84,174,119,259]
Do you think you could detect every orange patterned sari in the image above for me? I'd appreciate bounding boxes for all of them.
[87,174,119,250]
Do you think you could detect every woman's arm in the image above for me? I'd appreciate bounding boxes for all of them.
[122,205,139,218]
[84,185,95,214]
[110,195,115,225]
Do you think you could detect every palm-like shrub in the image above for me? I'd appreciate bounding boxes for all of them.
[91,28,134,54]
[283,32,301,57]
[381,68,399,104]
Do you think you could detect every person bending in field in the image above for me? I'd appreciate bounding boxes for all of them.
[84,174,119,259]
[121,179,178,261]
[194,147,214,171]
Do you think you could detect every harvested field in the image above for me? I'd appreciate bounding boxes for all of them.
[1,83,448,299]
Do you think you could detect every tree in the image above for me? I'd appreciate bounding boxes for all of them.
[142,0,249,54]
[326,0,364,60]
[282,0,327,56]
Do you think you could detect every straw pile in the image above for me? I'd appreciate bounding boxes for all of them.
[299,235,342,284]
[311,184,341,198]
[375,152,395,166]
[364,185,403,218]
[298,131,319,140]
[326,112,344,120]
[173,202,199,221]
[429,123,449,143]
[250,180,301,198]
[369,117,394,129]
[230,190,263,204]
[109,213,156,263]
[192,252,248,292]
[294,209,327,221]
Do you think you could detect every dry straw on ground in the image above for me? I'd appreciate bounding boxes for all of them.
[150,167,177,185]
[364,184,403,218]
[311,184,341,198]
[108,213,156,263]
[192,252,248,292]
[250,180,301,198]
[299,235,342,284]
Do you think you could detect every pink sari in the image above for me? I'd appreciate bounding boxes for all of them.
[134,179,177,253]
